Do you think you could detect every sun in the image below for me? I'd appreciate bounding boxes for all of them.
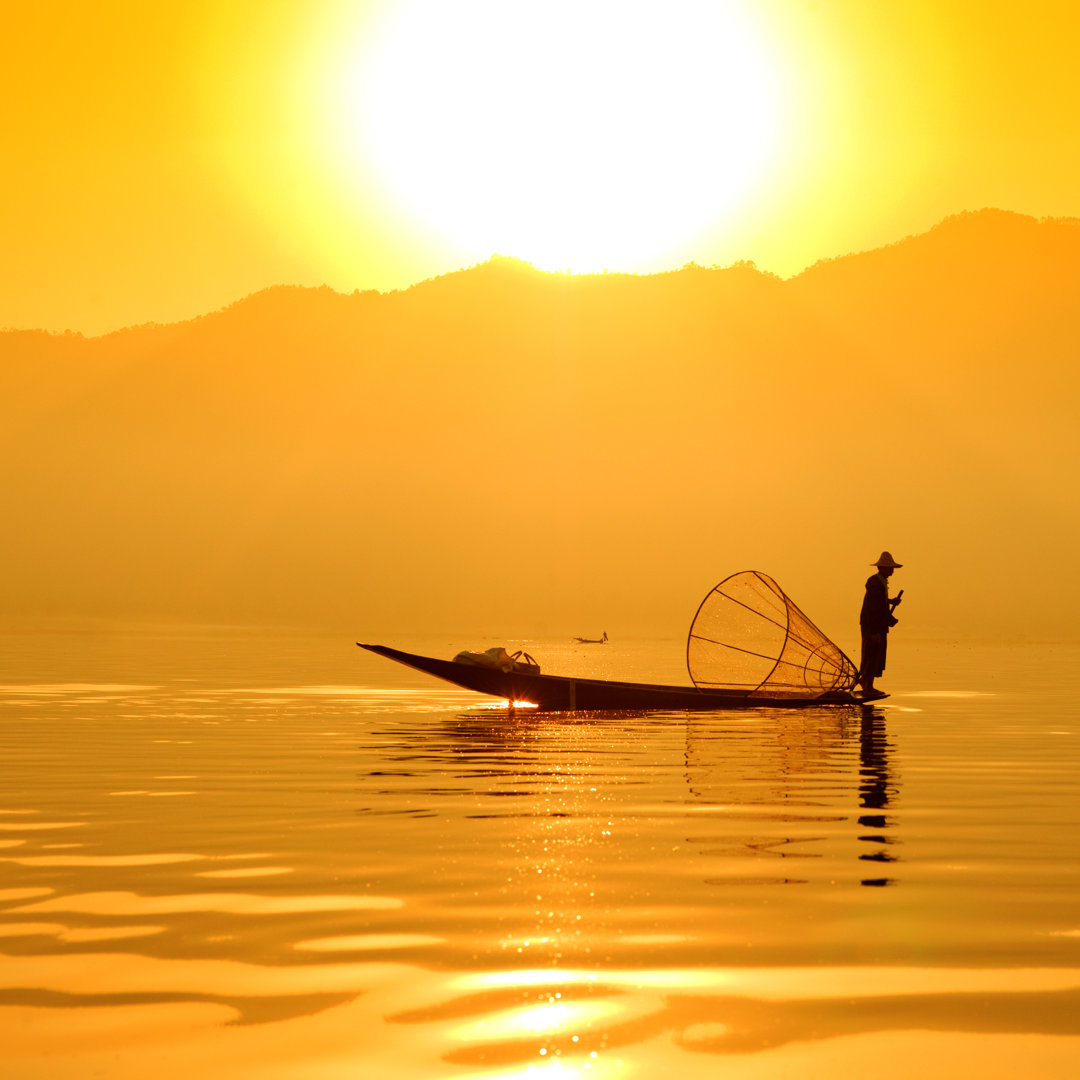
[337,0,786,272]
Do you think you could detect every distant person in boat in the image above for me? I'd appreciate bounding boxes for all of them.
[858,552,903,699]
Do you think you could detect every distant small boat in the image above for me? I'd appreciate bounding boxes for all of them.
[572,631,608,644]
[358,572,871,712]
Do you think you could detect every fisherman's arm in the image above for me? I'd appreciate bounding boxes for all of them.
[887,588,904,626]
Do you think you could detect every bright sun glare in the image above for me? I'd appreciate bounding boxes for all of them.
[340,0,785,271]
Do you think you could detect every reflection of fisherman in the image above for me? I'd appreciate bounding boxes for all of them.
[858,551,903,699]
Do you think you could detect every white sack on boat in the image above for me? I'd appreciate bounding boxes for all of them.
[453,647,541,674]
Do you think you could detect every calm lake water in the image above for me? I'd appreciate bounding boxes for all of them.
[2,626,1079,1078]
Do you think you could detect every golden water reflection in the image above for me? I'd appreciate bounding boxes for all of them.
[12,891,403,916]
[4,951,1076,1076]
[2,636,1080,1077]
[427,964,1080,1066]
[683,706,898,888]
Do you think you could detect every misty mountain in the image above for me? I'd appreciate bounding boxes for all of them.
[3,209,1078,642]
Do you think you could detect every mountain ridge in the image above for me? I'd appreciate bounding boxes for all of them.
[8,207,1077,343]
[2,207,1077,641]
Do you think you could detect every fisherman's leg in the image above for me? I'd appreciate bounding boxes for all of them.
[858,633,875,690]
[859,632,885,691]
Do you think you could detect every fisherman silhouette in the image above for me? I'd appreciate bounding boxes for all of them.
[858,551,903,700]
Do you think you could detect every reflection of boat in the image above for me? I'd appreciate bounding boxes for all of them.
[357,643,862,711]
[683,705,898,887]
[360,571,864,711]
[573,631,608,644]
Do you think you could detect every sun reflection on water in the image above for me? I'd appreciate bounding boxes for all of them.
[2,636,1080,1077]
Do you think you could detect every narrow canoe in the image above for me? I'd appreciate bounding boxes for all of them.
[357,643,865,711]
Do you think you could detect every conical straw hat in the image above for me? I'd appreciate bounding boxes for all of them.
[872,551,903,568]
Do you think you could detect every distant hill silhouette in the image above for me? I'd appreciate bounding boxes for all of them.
[3,209,1078,642]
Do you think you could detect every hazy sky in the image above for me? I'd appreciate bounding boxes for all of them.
[4,0,1080,334]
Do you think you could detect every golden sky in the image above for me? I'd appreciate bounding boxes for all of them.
[3,0,1079,335]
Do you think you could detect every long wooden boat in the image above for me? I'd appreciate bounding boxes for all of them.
[357,643,866,711]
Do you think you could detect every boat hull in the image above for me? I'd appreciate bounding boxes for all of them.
[357,643,862,711]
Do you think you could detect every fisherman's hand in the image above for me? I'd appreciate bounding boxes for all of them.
[888,616,898,628]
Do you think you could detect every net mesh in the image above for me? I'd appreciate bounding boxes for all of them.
[686,571,858,698]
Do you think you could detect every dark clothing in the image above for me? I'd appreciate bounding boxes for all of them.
[860,629,888,681]
[859,573,898,682]
[860,574,895,633]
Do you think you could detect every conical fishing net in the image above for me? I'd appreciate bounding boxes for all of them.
[686,571,858,698]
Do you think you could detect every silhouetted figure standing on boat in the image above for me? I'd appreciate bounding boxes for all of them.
[858,552,903,699]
